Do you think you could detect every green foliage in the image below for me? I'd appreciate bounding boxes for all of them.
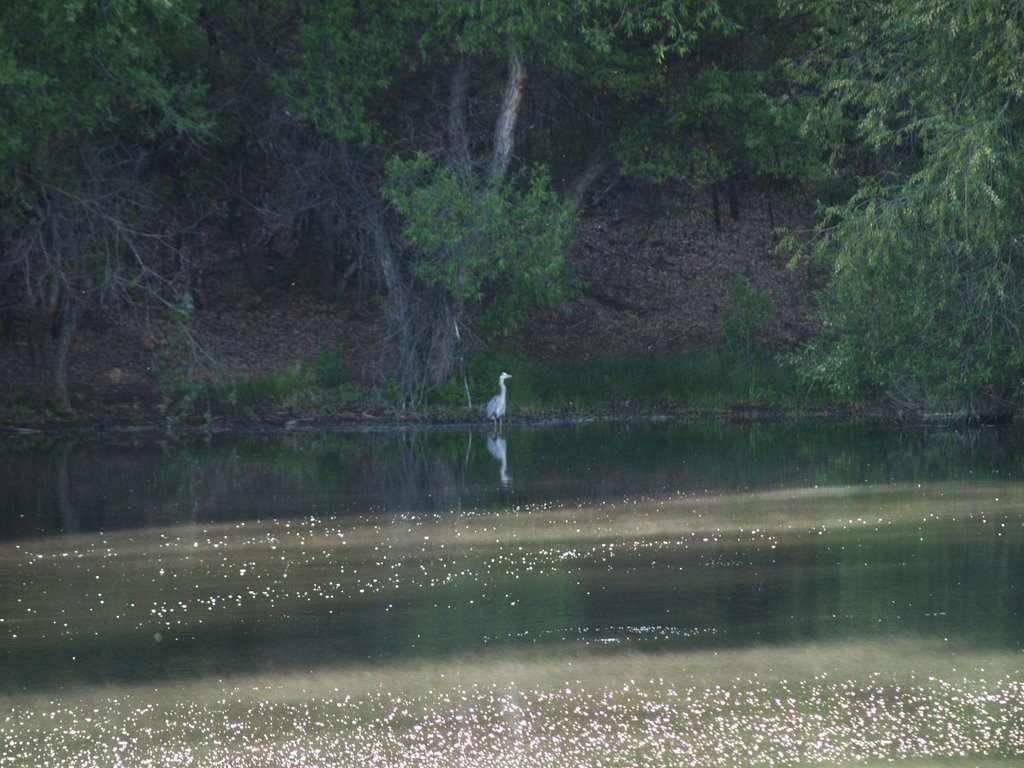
[1,0,211,407]
[1,0,832,409]
[0,0,207,167]
[607,0,818,187]
[466,349,813,414]
[278,2,410,142]
[311,344,347,389]
[426,377,472,410]
[280,0,690,144]
[794,0,1024,418]
[368,378,407,409]
[721,276,773,354]
[384,155,577,335]
[20,0,1009,419]
[159,361,362,422]
[720,277,777,399]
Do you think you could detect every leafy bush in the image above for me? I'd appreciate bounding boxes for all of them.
[383,154,577,336]
[312,344,347,389]
[794,0,1024,420]
[800,117,1024,418]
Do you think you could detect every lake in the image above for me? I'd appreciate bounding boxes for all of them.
[1,421,1022,767]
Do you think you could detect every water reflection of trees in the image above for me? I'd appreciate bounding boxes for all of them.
[1,431,486,537]
[4,424,1024,538]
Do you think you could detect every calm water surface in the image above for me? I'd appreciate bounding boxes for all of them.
[1,421,1022,767]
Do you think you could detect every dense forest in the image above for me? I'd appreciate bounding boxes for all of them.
[2,1,1023,421]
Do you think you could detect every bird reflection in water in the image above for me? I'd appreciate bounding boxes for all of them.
[486,432,511,488]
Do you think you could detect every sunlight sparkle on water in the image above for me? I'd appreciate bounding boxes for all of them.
[4,667,1023,767]
[2,482,1023,766]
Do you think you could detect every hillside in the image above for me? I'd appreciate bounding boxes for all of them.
[0,184,821,424]
[521,184,818,361]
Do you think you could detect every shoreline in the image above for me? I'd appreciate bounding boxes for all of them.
[1,402,989,440]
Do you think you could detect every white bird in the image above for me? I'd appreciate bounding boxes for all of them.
[485,372,511,430]
[486,432,510,487]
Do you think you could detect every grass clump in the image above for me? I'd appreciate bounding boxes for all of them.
[465,348,830,414]
[158,346,360,422]
[458,278,839,415]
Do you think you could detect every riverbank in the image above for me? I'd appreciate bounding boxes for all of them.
[0,399,901,439]
[2,186,828,435]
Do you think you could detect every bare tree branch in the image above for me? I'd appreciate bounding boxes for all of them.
[486,46,527,188]
[565,151,618,207]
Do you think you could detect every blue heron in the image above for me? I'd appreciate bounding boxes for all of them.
[486,372,511,430]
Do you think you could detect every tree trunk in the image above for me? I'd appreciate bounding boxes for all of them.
[28,311,53,400]
[27,273,62,403]
[342,142,424,398]
[448,52,473,175]
[711,182,722,232]
[366,199,417,388]
[486,47,527,188]
[52,297,84,412]
[349,48,530,401]
[565,151,617,207]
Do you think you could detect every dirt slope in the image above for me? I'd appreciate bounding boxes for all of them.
[0,183,821,420]
[521,184,819,360]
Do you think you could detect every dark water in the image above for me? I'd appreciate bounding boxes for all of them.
[1,421,1023,767]
[5,420,1024,538]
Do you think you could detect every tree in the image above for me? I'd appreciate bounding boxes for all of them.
[0,0,208,410]
[0,0,827,409]
[274,0,748,401]
[793,0,1024,419]
[384,155,576,332]
[535,0,815,217]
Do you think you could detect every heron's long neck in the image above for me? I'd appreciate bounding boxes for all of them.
[499,380,506,397]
